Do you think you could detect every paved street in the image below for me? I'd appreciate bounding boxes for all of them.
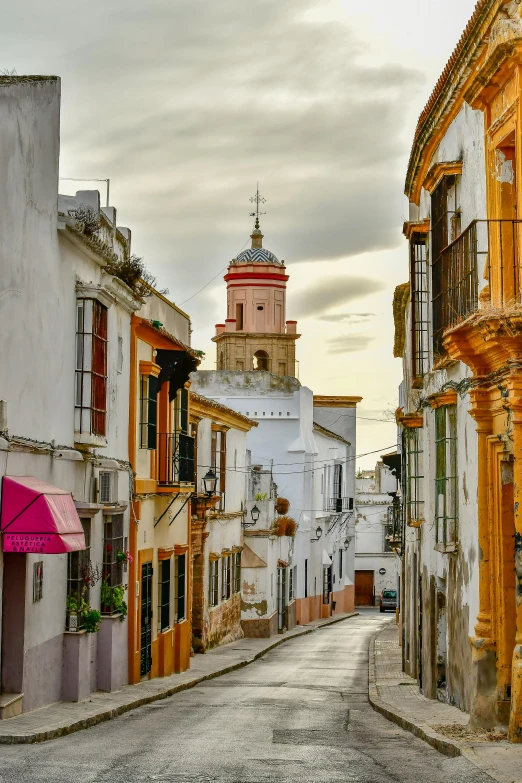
[0,611,494,783]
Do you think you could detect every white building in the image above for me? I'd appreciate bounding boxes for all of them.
[0,77,141,717]
[354,461,399,607]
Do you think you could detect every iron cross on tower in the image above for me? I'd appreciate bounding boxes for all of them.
[249,183,266,228]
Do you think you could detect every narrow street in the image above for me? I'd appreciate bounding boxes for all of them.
[0,612,494,783]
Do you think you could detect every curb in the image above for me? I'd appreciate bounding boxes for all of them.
[0,611,359,744]
[367,626,462,758]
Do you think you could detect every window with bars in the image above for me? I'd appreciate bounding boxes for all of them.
[211,429,227,510]
[288,565,293,601]
[431,175,462,359]
[140,375,158,449]
[322,567,332,604]
[66,519,91,629]
[175,554,186,622]
[410,233,429,380]
[233,552,241,594]
[406,428,424,525]
[383,522,394,553]
[209,559,219,607]
[304,559,308,598]
[75,299,108,437]
[158,559,171,632]
[101,514,123,613]
[435,406,458,551]
[221,555,231,601]
[339,548,343,580]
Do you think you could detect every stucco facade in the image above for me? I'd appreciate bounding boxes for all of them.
[396,0,522,740]
[0,77,140,717]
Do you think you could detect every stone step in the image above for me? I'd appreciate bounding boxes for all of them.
[0,694,23,720]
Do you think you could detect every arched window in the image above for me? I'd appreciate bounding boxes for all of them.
[253,350,269,371]
[218,351,224,370]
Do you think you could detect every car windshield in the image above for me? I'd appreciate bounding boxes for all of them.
[383,591,396,598]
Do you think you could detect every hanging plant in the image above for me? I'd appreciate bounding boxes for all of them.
[275,497,290,515]
[272,516,297,537]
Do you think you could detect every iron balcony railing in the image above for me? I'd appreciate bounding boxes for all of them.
[433,219,522,356]
[157,432,195,485]
[327,497,354,513]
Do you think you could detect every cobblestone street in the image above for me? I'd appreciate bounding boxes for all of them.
[0,612,495,783]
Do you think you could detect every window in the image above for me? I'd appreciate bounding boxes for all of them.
[339,548,343,580]
[158,559,171,632]
[253,350,269,371]
[236,303,244,330]
[406,428,424,525]
[33,561,43,602]
[209,559,219,607]
[75,298,108,436]
[101,514,123,613]
[175,554,186,621]
[304,559,308,598]
[190,421,198,486]
[431,175,461,359]
[410,233,429,380]
[66,519,91,629]
[435,406,458,551]
[174,388,194,484]
[211,429,227,509]
[233,551,241,594]
[288,565,293,601]
[140,375,158,449]
[383,522,394,553]
[221,555,231,601]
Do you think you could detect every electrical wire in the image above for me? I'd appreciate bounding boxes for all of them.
[179,237,251,306]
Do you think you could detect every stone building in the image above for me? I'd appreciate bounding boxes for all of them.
[189,393,256,651]
[395,0,522,740]
[213,219,299,377]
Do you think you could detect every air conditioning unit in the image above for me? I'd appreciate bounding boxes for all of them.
[99,470,118,504]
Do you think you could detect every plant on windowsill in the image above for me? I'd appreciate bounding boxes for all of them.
[254,492,267,501]
[116,549,133,565]
[272,516,297,537]
[275,497,290,515]
[66,594,101,633]
[82,608,101,633]
[100,581,128,622]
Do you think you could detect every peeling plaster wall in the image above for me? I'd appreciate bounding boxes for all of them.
[401,102,484,713]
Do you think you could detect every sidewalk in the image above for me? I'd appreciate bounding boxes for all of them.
[369,621,522,783]
[0,611,358,744]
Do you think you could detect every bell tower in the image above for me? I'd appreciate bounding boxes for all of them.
[213,191,300,377]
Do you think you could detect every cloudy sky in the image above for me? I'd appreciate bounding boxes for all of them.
[2,0,478,467]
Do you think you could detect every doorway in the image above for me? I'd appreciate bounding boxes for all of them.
[1,553,26,694]
[355,570,374,606]
[277,567,287,631]
[140,562,153,677]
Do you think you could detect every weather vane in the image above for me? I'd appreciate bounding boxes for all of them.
[249,183,266,227]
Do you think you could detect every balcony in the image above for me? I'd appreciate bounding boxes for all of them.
[157,432,195,486]
[434,220,522,356]
[327,497,353,512]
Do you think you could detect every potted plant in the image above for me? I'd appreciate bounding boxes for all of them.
[116,549,133,565]
[81,607,101,633]
[101,580,128,621]
[275,497,290,515]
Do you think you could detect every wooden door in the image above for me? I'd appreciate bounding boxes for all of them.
[355,570,374,606]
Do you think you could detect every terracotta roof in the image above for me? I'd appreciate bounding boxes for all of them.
[145,320,201,360]
[406,0,496,197]
[190,392,258,428]
[393,283,410,358]
[413,0,488,143]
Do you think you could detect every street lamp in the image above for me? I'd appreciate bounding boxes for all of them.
[344,532,354,549]
[203,468,218,497]
[250,504,261,523]
[310,526,323,542]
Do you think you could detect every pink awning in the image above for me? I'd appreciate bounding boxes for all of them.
[1,476,86,554]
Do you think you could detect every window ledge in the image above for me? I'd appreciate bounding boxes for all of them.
[434,542,458,554]
[75,432,108,448]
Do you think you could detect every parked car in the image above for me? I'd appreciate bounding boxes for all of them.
[379,589,397,613]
